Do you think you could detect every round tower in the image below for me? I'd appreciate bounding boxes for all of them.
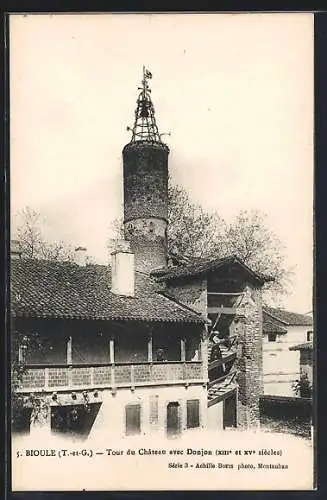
[123,68,170,273]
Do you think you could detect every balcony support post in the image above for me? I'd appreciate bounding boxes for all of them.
[180,338,186,362]
[66,336,72,365]
[147,329,153,363]
[109,336,115,364]
[109,336,116,392]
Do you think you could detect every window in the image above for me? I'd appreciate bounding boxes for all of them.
[186,399,200,429]
[307,331,313,342]
[268,333,277,342]
[125,404,141,436]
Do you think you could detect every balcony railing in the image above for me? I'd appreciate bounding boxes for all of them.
[15,361,204,393]
[209,351,237,371]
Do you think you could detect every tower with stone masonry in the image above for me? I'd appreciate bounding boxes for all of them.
[123,68,170,273]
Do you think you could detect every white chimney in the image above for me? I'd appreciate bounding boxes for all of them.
[111,240,135,297]
[11,240,22,259]
[75,246,87,266]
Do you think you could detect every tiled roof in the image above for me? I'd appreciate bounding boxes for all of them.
[289,342,313,351]
[264,307,313,327]
[151,255,271,285]
[11,258,204,324]
[263,314,288,334]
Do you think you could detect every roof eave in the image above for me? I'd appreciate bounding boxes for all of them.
[153,256,269,286]
[289,342,313,351]
[263,309,290,326]
[12,311,204,325]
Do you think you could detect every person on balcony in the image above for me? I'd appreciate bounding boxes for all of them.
[156,348,167,362]
[210,333,223,363]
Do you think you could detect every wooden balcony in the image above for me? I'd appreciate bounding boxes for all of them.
[15,361,205,394]
[209,351,237,371]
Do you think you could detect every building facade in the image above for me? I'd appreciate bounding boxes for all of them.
[262,308,313,396]
[11,68,267,439]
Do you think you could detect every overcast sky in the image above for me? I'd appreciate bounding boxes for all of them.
[10,13,313,313]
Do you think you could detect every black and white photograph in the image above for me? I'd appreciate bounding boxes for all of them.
[9,12,314,491]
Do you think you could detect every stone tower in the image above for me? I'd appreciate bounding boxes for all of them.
[123,68,170,273]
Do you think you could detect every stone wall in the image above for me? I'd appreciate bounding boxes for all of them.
[123,140,169,273]
[123,141,169,222]
[124,218,168,272]
[166,277,208,317]
[233,285,263,428]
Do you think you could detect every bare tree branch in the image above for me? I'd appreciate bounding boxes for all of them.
[13,206,75,262]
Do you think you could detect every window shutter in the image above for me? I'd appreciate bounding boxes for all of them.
[125,404,141,435]
[186,399,200,428]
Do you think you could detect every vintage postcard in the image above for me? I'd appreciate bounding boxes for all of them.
[9,12,314,491]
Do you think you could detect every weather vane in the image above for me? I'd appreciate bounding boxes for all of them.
[126,67,170,143]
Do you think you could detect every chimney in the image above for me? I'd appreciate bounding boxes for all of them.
[111,240,135,297]
[11,240,22,259]
[75,246,87,266]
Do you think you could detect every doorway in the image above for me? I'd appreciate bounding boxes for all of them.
[223,392,237,429]
[166,402,181,437]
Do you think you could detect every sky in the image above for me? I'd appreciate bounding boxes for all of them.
[9,13,314,313]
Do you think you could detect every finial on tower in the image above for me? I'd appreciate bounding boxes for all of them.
[127,67,163,143]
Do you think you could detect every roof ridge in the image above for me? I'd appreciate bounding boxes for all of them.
[152,254,269,285]
[264,306,313,326]
[269,306,310,317]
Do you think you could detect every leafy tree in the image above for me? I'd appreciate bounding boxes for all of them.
[292,371,312,399]
[168,183,227,262]
[221,209,293,303]
[168,184,293,304]
[11,330,50,432]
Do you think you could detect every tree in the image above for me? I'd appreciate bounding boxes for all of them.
[11,330,51,432]
[168,183,227,261]
[222,209,293,303]
[13,206,75,262]
[107,215,126,255]
[292,372,312,399]
[168,184,293,304]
